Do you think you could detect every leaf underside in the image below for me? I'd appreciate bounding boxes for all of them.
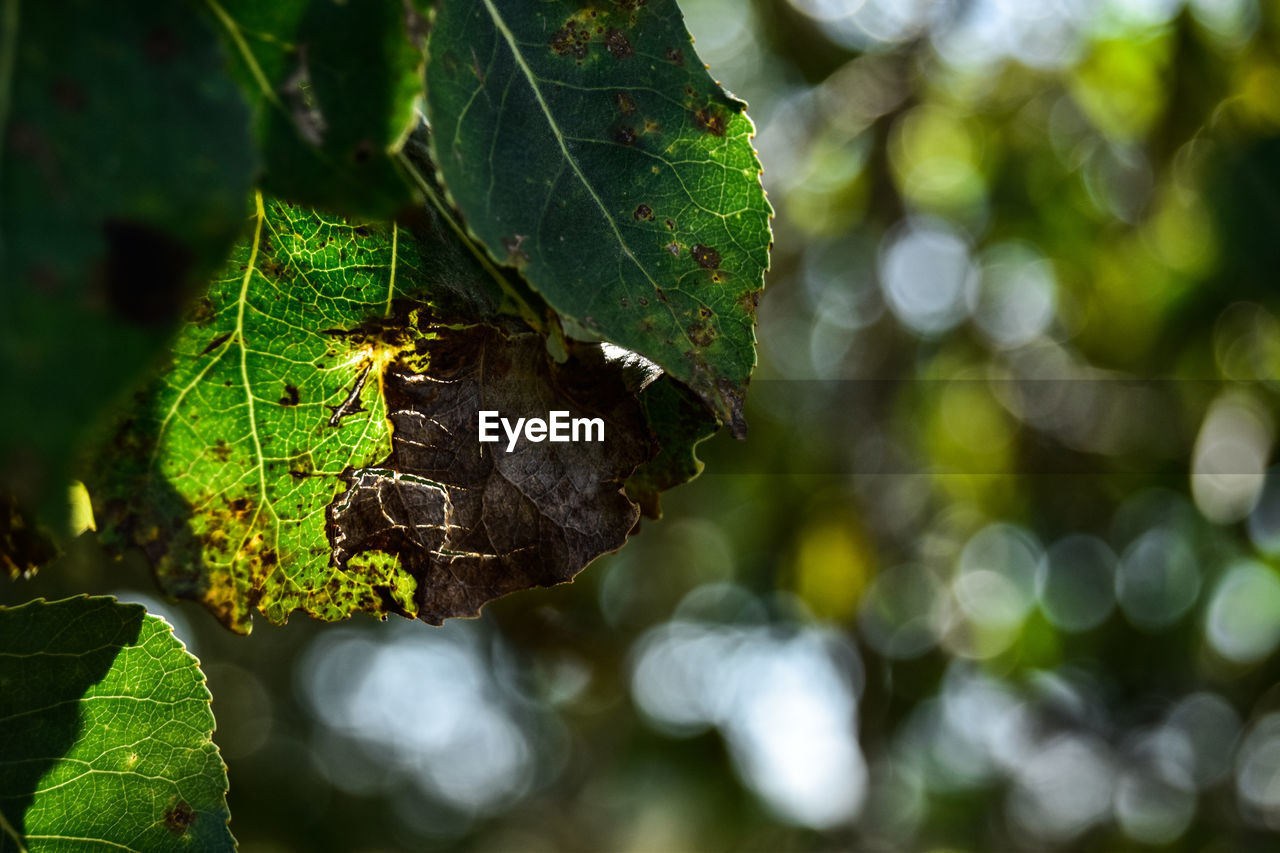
[425,0,772,435]
[0,597,233,853]
[91,196,655,632]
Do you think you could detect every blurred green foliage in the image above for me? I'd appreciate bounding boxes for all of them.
[12,0,1280,850]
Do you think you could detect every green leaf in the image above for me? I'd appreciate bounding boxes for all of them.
[0,596,233,852]
[626,375,719,519]
[205,0,428,217]
[424,0,772,435]
[92,195,654,632]
[0,0,256,525]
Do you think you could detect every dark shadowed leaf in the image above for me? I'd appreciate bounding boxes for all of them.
[0,496,57,579]
[205,0,427,217]
[91,196,653,632]
[626,375,720,518]
[0,0,255,526]
[425,0,771,435]
[0,597,232,852]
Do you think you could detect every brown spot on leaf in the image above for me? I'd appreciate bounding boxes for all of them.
[633,204,654,221]
[198,332,232,358]
[665,243,680,256]
[692,244,722,270]
[164,801,195,835]
[605,28,633,59]
[259,257,285,279]
[687,321,717,347]
[502,234,529,265]
[665,47,684,65]
[550,22,588,59]
[664,218,675,229]
[693,107,727,137]
[615,92,636,114]
[189,297,215,327]
[279,384,300,406]
[614,125,637,146]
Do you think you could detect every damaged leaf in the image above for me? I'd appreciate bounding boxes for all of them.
[91,195,653,632]
[205,0,427,217]
[332,318,652,625]
[425,0,772,435]
[0,597,233,852]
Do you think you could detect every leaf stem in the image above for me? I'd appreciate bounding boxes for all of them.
[386,222,398,318]
[202,0,281,109]
[394,150,545,331]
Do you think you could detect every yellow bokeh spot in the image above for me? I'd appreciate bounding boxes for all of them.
[1144,193,1216,276]
[792,518,873,622]
[1069,38,1169,140]
[890,104,986,215]
[1234,64,1280,131]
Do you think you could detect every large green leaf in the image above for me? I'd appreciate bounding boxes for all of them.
[205,0,427,217]
[0,0,256,525]
[92,195,655,632]
[424,0,772,435]
[0,596,232,852]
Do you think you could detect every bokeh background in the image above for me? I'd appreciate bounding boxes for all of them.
[11,0,1280,849]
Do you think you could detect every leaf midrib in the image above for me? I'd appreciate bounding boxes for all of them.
[237,191,272,538]
[478,0,699,356]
